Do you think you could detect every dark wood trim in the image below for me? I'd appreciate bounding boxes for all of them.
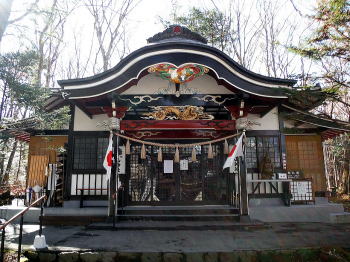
[64,105,75,200]
[72,131,109,136]
[28,130,69,136]
[126,200,227,206]
[70,195,108,201]
[121,120,236,131]
[239,156,249,216]
[249,193,284,199]
[71,169,106,174]
[279,111,287,171]
[246,130,280,136]
[124,153,131,207]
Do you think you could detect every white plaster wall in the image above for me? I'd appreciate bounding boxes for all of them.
[74,106,109,131]
[122,74,234,95]
[237,107,280,131]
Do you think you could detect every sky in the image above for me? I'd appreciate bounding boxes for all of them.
[1,0,318,86]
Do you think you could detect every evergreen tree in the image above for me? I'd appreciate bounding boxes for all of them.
[0,50,69,185]
[160,7,232,54]
[291,0,350,121]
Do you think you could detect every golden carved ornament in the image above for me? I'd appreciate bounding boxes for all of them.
[142,106,214,120]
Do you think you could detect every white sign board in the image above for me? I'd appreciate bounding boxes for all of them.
[277,173,287,179]
[180,160,188,171]
[164,160,173,173]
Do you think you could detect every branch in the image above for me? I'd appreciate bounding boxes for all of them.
[8,0,40,24]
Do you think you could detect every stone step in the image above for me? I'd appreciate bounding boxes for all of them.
[117,214,240,222]
[86,220,266,230]
[121,206,239,215]
[41,215,108,226]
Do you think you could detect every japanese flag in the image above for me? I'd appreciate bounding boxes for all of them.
[223,134,244,169]
[103,133,113,181]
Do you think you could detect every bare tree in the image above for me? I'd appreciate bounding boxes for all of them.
[226,1,262,69]
[0,0,39,45]
[86,0,140,73]
[32,0,76,88]
[0,0,75,185]
[256,0,301,78]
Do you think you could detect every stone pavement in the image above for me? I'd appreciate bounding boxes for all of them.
[4,222,350,252]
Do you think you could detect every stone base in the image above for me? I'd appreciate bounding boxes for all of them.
[330,212,350,223]
[23,248,350,262]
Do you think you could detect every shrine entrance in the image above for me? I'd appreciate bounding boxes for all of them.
[126,141,238,206]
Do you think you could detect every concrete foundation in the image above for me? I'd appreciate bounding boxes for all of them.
[0,197,347,224]
[249,198,344,223]
[0,206,40,223]
[330,212,350,223]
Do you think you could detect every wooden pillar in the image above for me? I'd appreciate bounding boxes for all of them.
[124,153,131,207]
[239,156,249,217]
[174,160,181,201]
[64,104,75,200]
[278,110,287,171]
[108,100,120,217]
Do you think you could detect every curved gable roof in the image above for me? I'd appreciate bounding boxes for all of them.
[58,40,296,99]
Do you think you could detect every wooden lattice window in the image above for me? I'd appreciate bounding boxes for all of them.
[245,136,281,169]
[73,136,108,170]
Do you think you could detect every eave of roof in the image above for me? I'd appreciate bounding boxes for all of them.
[57,41,296,99]
[282,104,350,131]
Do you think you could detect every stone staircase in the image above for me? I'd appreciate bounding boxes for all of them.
[40,205,260,229]
[117,205,240,222]
[89,205,259,230]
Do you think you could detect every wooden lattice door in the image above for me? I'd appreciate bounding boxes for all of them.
[285,135,326,193]
[127,143,229,205]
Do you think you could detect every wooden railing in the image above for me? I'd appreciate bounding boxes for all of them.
[0,195,46,262]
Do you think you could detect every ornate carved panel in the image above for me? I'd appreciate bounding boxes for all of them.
[142,106,214,120]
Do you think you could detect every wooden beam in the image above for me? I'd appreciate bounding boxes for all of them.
[121,120,236,131]
[239,156,249,217]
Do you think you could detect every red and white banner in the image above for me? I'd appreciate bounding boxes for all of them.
[103,133,113,181]
[223,133,244,169]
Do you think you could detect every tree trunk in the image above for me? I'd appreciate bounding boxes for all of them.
[340,147,350,194]
[16,141,23,180]
[2,139,18,185]
[0,139,9,181]
[0,0,14,44]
